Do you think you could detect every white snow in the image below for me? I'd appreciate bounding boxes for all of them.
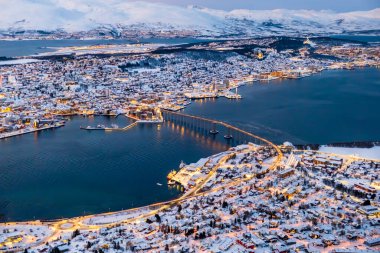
[319,146,380,160]
[0,0,379,35]
[0,59,42,66]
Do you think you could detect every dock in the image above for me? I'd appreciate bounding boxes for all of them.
[0,123,65,140]
[80,121,139,131]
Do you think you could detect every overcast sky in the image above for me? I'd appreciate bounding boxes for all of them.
[131,0,379,12]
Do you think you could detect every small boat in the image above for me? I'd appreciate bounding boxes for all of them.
[156,183,163,186]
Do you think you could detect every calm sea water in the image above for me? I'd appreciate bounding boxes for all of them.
[0,38,209,57]
[186,68,380,144]
[0,117,229,221]
[329,35,380,43]
[1,36,379,58]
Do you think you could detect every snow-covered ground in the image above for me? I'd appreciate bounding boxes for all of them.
[0,59,42,66]
[0,0,379,36]
[319,146,380,160]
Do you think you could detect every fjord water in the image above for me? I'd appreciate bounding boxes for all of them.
[0,117,229,221]
[1,69,380,221]
[186,68,380,144]
[0,38,209,57]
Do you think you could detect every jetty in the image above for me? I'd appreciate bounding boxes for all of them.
[80,121,139,131]
[0,122,65,140]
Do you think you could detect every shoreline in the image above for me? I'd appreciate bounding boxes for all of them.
[0,119,282,226]
[0,67,379,222]
[0,123,64,140]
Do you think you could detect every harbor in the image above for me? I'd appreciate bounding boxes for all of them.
[1,68,380,220]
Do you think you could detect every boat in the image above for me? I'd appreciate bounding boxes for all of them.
[80,125,106,130]
[156,183,163,186]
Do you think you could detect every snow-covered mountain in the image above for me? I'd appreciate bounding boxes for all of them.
[1,0,379,38]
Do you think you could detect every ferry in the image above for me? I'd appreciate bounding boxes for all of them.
[80,124,106,130]
[224,93,242,99]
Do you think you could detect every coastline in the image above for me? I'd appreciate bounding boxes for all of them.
[1,37,380,252]
[0,123,64,140]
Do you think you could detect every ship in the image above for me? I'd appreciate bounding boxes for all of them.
[80,124,106,130]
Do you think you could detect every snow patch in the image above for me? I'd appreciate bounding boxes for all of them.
[319,146,380,160]
[0,1,379,35]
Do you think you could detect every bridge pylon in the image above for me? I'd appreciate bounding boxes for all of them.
[224,127,233,139]
[209,122,219,135]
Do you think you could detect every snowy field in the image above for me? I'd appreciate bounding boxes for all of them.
[0,59,42,65]
[0,224,53,250]
[319,146,380,160]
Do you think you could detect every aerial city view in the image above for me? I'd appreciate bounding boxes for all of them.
[1,0,380,252]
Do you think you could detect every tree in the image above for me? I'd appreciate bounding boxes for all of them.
[50,247,61,253]
[362,199,371,206]
[72,229,80,239]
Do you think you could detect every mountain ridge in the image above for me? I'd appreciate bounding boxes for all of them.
[1,1,379,38]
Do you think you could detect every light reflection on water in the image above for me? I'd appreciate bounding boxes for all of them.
[0,116,231,221]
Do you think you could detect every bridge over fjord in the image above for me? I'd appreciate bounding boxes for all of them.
[161,109,279,148]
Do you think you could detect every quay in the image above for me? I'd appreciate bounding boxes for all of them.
[0,122,65,140]
[80,122,138,131]
[80,119,163,132]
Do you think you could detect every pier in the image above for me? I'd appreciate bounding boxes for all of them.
[0,122,65,140]
[80,121,138,131]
